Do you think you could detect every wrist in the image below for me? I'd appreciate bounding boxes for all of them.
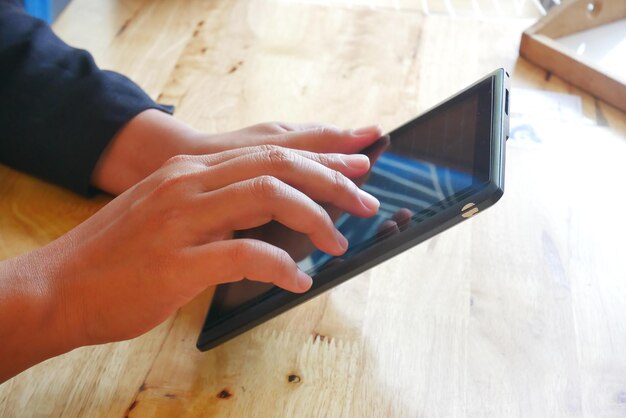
[0,247,74,382]
[91,109,204,195]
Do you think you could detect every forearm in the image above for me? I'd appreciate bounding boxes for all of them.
[0,248,71,383]
[0,2,172,195]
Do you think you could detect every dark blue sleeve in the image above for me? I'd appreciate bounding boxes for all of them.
[0,0,173,195]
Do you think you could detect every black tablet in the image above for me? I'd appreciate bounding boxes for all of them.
[197,68,510,351]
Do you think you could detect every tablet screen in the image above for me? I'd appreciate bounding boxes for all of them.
[206,76,494,321]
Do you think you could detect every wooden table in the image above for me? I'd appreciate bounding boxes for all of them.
[2,1,626,416]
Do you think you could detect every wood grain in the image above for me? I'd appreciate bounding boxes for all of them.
[1,0,625,417]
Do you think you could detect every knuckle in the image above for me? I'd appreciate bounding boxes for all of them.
[154,157,203,195]
[228,240,252,267]
[313,125,340,138]
[330,169,348,193]
[267,122,289,133]
[255,144,280,154]
[266,245,294,277]
[154,172,191,194]
[314,203,329,225]
[275,251,295,278]
[255,122,286,134]
[257,122,274,130]
[164,154,194,167]
[149,168,202,200]
[315,153,332,168]
[300,201,330,233]
[265,147,293,169]
[251,175,284,198]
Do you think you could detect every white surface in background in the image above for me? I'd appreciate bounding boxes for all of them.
[508,88,589,148]
[556,19,626,83]
[511,88,583,122]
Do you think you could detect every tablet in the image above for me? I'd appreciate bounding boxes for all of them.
[197,68,510,351]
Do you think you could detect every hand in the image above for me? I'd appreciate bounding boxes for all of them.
[37,145,379,348]
[0,112,384,382]
[92,110,383,195]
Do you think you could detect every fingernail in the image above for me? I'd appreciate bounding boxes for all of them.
[342,154,370,170]
[351,125,382,137]
[336,230,349,252]
[359,189,380,211]
[296,270,313,291]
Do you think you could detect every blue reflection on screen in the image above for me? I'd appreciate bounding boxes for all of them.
[298,151,473,275]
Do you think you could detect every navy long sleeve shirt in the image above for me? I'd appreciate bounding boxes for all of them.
[0,0,171,195]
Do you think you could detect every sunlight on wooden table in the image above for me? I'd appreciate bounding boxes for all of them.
[1,0,625,417]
